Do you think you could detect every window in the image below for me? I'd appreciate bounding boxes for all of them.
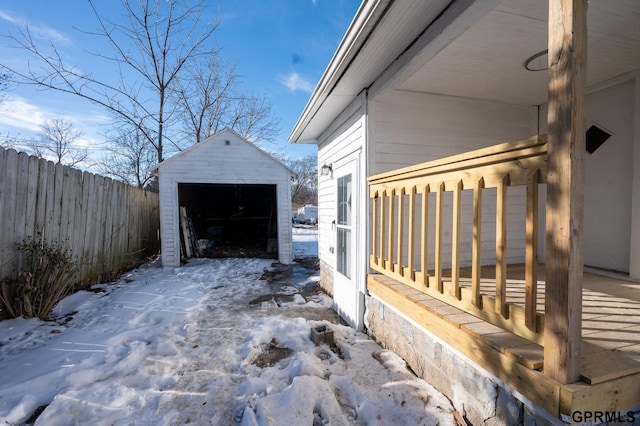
[336,174,352,278]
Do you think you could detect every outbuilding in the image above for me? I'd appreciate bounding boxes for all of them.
[152,128,293,268]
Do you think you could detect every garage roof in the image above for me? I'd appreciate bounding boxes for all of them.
[151,128,294,175]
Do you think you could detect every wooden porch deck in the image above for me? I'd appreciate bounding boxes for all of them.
[367,266,640,419]
[452,264,640,383]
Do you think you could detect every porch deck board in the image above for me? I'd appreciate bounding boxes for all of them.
[465,324,545,370]
[443,264,640,384]
[368,269,640,414]
[480,330,533,352]
[505,343,544,370]
[579,349,640,385]
[437,272,636,342]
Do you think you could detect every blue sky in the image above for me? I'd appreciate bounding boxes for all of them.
[0,0,361,162]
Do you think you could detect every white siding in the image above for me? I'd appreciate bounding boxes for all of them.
[371,90,536,175]
[538,79,636,273]
[371,90,536,269]
[584,81,634,272]
[318,105,366,266]
[316,94,368,329]
[156,129,292,268]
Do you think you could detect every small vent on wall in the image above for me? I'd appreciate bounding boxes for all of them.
[585,124,612,154]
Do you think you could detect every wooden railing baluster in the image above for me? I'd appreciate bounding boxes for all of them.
[380,190,386,269]
[407,186,416,280]
[397,187,405,276]
[435,182,444,293]
[496,174,509,317]
[472,177,484,308]
[421,184,430,287]
[451,180,462,299]
[525,169,539,330]
[372,192,378,266]
[388,189,395,273]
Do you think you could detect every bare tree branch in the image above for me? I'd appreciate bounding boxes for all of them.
[173,50,280,145]
[35,118,88,166]
[1,0,219,164]
[0,70,10,107]
[272,154,318,205]
[98,125,156,188]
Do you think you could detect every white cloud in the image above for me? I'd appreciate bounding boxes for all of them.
[0,96,48,133]
[0,8,69,43]
[0,10,18,24]
[0,95,111,170]
[279,72,315,94]
[0,95,108,143]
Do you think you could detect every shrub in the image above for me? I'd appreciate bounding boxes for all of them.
[0,235,77,320]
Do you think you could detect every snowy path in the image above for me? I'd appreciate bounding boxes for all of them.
[292,225,318,259]
[0,257,456,425]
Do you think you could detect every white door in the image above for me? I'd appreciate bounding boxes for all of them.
[333,158,363,329]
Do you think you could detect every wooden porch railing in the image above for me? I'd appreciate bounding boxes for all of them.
[368,135,548,343]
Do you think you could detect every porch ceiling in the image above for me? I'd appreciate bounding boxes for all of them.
[400,0,640,106]
[289,0,640,143]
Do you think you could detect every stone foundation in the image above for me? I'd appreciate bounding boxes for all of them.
[319,259,334,296]
[365,294,561,426]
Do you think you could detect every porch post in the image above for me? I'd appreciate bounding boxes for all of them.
[629,73,640,280]
[543,0,586,384]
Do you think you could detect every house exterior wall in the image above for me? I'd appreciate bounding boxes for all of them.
[370,90,536,175]
[157,131,292,268]
[538,78,637,274]
[370,90,537,269]
[316,94,368,329]
[369,83,640,275]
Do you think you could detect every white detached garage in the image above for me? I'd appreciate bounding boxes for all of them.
[152,128,293,267]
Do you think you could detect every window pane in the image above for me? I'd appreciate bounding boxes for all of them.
[337,228,351,278]
[337,174,352,226]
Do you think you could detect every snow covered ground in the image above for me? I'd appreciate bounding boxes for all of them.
[292,225,318,259]
[0,229,457,425]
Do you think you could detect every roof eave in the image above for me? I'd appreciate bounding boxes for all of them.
[288,0,391,144]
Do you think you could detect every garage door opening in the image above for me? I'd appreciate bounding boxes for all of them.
[178,183,278,259]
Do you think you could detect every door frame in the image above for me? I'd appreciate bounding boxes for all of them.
[332,152,365,330]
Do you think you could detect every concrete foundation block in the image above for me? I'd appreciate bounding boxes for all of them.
[319,260,334,296]
[310,325,334,346]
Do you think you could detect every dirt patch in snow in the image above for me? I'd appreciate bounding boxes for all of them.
[251,343,294,368]
[294,257,319,270]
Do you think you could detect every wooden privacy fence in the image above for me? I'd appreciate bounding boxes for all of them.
[0,147,160,286]
[368,135,547,343]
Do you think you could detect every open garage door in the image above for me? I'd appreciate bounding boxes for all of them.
[178,183,278,259]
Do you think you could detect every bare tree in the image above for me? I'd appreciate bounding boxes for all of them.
[0,134,20,150]
[174,52,280,144]
[277,154,318,205]
[0,72,19,150]
[226,93,280,143]
[173,52,237,144]
[34,118,88,166]
[98,126,156,188]
[2,0,218,163]
[0,71,9,107]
